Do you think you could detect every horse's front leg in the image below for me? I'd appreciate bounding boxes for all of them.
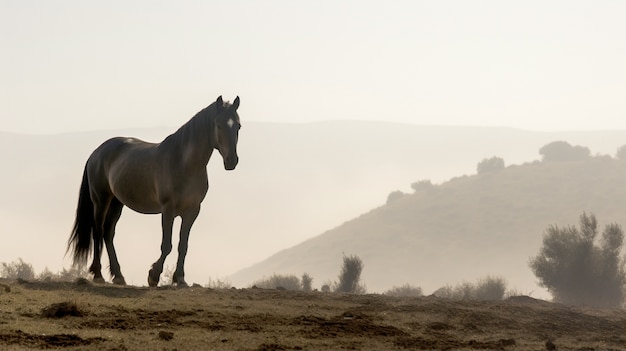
[148,210,175,287]
[173,206,201,287]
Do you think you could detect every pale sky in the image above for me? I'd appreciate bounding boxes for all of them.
[1,0,625,134]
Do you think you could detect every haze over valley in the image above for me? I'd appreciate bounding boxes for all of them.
[1,122,625,298]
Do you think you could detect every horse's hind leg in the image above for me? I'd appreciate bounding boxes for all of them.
[89,199,109,284]
[104,198,126,285]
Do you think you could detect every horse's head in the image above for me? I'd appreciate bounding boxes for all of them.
[213,96,241,170]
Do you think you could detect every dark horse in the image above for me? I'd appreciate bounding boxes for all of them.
[67,96,241,287]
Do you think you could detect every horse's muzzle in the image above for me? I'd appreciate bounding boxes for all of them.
[224,156,238,170]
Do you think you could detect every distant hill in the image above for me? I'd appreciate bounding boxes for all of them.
[1,123,625,288]
[230,155,626,297]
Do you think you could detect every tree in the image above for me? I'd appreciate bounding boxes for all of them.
[539,141,590,162]
[411,179,433,192]
[335,254,366,294]
[529,212,626,308]
[616,145,626,161]
[386,190,405,204]
[476,156,505,174]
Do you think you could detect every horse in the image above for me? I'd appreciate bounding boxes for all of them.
[67,96,241,287]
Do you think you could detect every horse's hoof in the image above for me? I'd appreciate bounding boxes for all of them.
[148,275,159,287]
[176,281,189,289]
[93,277,105,284]
[113,277,127,286]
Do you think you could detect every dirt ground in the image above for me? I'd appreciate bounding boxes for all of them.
[0,279,624,350]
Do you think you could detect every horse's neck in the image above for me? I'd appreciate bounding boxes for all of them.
[161,113,214,168]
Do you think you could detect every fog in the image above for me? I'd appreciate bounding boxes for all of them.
[1,123,624,295]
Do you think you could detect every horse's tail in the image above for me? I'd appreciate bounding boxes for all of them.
[67,163,94,266]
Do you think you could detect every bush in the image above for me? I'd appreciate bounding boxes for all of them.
[253,274,301,291]
[529,212,626,308]
[477,156,505,174]
[384,284,423,297]
[474,276,507,301]
[335,254,366,294]
[539,141,590,162]
[433,276,507,300]
[1,258,35,280]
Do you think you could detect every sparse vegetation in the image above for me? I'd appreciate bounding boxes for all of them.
[205,277,232,289]
[433,276,508,301]
[384,284,423,297]
[1,259,89,282]
[529,212,626,308]
[252,274,302,290]
[1,258,35,280]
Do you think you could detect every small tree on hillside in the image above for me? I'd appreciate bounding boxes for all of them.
[411,180,433,192]
[539,141,590,162]
[616,145,626,161]
[477,156,505,174]
[335,254,366,294]
[301,273,313,292]
[529,212,626,308]
[386,190,405,204]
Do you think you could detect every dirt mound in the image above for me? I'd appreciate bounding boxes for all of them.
[0,330,104,349]
[40,302,85,318]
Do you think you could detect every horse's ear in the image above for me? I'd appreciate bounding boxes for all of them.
[215,96,224,112]
[232,96,240,111]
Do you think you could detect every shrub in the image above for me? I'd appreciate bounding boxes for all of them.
[253,274,301,290]
[474,276,507,301]
[384,284,423,297]
[335,254,366,294]
[1,258,35,280]
[477,156,505,174]
[529,212,626,308]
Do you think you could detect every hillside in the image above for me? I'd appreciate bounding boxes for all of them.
[1,123,625,288]
[0,279,624,350]
[230,156,626,296]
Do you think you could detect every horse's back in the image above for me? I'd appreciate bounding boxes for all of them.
[87,137,162,213]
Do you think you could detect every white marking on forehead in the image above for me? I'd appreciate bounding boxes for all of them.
[227,118,234,128]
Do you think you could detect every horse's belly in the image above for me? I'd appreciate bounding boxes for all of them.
[109,169,161,214]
